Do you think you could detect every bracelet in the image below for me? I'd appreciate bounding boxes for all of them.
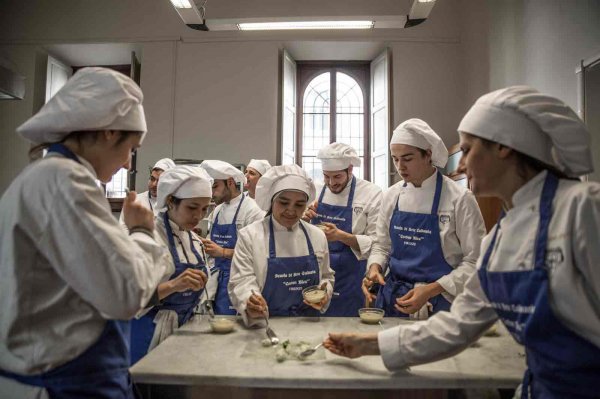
[129,226,153,238]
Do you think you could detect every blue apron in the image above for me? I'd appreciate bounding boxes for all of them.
[478,173,600,399]
[312,177,366,316]
[211,195,244,315]
[262,217,320,317]
[376,171,452,317]
[0,143,134,398]
[130,212,206,364]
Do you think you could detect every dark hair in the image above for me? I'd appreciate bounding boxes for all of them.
[477,136,568,180]
[28,130,142,160]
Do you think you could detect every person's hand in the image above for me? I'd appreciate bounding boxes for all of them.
[395,283,442,314]
[302,200,318,222]
[304,282,330,311]
[362,264,385,303]
[320,222,344,242]
[168,268,207,293]
[199,237,225,258]
[323,332,380,358]
[122,191,154,231]
[246,290,268,319]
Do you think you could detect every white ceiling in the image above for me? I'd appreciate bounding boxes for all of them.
[44,43,142,67]
[284,41,386,61]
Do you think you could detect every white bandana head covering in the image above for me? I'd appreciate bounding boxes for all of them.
[200,159,246,185]
[254,164,316,212]
[316,142,361,171]
[156,165,213,210]
[390,118,448,168]
[247,159,272,176]
[17,67,147,145]
[152,158,176,172]
[458,86,593,177]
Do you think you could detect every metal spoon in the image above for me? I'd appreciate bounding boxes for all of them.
[202,282,215,319]
[299,342,323,359]
[251,290,279,345]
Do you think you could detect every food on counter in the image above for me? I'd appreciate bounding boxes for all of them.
[209,317,236,333]
[261,338,273,347]
[302,286,327,303]
[358,308,384,324]
[483,322,499,337]
[275,340,313,362]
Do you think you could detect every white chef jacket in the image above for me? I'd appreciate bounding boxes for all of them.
[368,171,486,299]
[378,171,600,370]
[313,176,382,260]
[203,193,265,300]
[118,190,155,230]
[0,153,171,396]
[228,217,335,327]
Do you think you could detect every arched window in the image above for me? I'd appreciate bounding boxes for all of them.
[297,63,369,182]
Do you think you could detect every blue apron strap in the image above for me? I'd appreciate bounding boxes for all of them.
[317,183,327,203]
[534,173,559,270]
[268,216,277,258]
[148,196,153,211]
[347,176,357,208]
[299,222,315,256]
[163,212,182,264]
[232,194,245,223]
[47,143,82,165]
[480,211,505,271]
[430,171,443,215]
[187,231,207,273]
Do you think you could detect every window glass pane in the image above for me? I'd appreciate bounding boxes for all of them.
[303,72,330,113]
[106,168,128,198]
[302,156,323,183]
[335,72,365,179]
[303,72,330,159]
[336,72,364,113]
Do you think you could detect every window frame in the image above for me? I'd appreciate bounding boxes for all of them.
[296,61,371,179]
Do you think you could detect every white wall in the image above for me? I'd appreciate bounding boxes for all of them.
[2,0,598,193]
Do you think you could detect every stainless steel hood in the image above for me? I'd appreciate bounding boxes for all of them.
[0,61,25,100]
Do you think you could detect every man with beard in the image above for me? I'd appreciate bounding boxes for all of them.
[200,160,264,315]
[303,143,382,316]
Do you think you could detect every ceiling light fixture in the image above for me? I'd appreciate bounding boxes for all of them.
[238,21,374,31]
[170,0,209,31]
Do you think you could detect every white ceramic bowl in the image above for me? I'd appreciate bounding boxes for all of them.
[302,286,327,304]
[358,308,384,324]
[209,317,235,333]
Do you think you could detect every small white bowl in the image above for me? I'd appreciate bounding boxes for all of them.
[358,308,384,324]
[302,286,327,304]
[209,317,235,334]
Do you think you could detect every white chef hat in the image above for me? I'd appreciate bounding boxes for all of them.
[200,159,246,185]
[153,158,176,172]
[390,118,448,168]
[316,142,361,171]
[247,159,272,176]
[17,67,147,145]
[156,165,213,210]
[254,164,316,212]
[458,86,593,177]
